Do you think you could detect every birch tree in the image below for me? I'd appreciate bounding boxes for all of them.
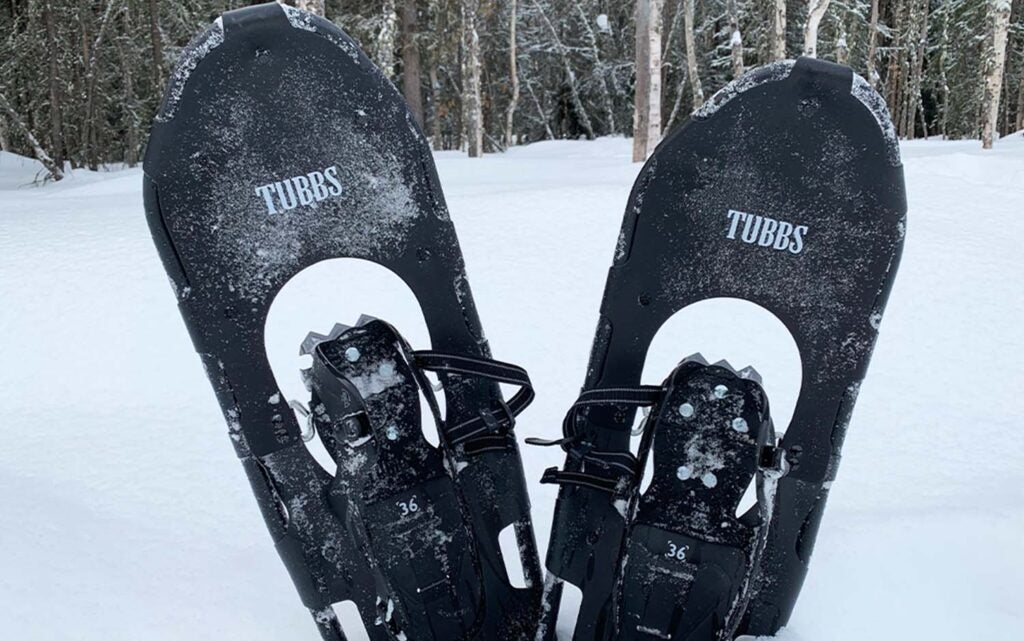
[632,0,664,162]
[377,0,398,76]
[981,0,1012,148]
[462,0,484,157]
[727,0,745,78]
[683,0,705,109]
[295,0,325,15]
[772,0,787,60]
[866,0,879,86]
[505,0,520,147]
[803,0,832,58]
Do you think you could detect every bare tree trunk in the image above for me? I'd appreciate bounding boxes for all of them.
[683,0,704,110]
[648,0,664,149]
[505,0,520,147]
[526,80,555,140]
[664,0,687,132]
[400,0,424,129]
[634,1,650,162]
[461,0,483,157]
[727,0,744,78]
[146,0,163,90]
[836,23,848,65]
[772,0,787,60]
[803,0,831,58]
[0,116,9,152]
[573,2,617,134]
[937,0,950,137]
[429,66,444,150]
[885,0,905,126]
[866,0,879,86]
[43,0,65,170]
[118,2,138,166]
[81,0,120,170]
[295,0,325,14]
[1016,65,1024,132]
[1002,62,1012,134]
[905,0,929,139]
[981,0,1011,149]
[0,94,64,180]
[633,0,664,162]
[531,0,595,139]
[377,0,398,77]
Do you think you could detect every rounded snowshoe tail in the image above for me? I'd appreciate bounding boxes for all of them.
[142,4,542,639]
[539,57,905,640]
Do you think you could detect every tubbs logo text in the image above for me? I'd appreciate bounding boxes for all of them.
[725,209,807,254]
[255,166,343,215]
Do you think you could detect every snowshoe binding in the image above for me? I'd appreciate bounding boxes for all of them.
[531,358,784,641]
[535,58,906,640]
[613,358,783,641]
[143,4,542,639]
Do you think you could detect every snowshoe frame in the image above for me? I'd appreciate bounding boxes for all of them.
[142,4,542,639]
[537,58,906,640]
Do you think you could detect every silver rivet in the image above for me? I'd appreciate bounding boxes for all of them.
[345,347,361,362]
[713,384,728,399]
[731,417,748,433]
[701,472,718,488]
[386,425,399,440]
[678,403,695,418]
[676,465,692,480]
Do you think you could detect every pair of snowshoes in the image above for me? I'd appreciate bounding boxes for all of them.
[143,4,904,641]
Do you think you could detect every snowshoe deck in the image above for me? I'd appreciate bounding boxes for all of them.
[538,58,905,640]
[142,4,541,639]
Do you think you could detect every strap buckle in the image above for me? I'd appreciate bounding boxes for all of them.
[480,397,516,434]
[760,442,790,479]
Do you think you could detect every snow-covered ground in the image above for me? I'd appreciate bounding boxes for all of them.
[1,135,1021,640]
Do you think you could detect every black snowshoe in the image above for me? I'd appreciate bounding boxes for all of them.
[143,4,541,640]
[535,58,906,640]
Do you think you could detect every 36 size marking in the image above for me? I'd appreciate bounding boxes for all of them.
[397,496,420,518]
[725,209,808,254]
[666,541,689,561]
[254,165,344,215]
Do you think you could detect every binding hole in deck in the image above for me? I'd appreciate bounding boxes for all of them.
[266,257,438,474]
[640,297,802,438]
[498,523,528,589]
[331,600,370,640]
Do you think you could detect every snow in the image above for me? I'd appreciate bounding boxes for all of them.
[1,134,1023,640]
[156,17,224,122]
[851,73,901,166]
[695,61,794,120]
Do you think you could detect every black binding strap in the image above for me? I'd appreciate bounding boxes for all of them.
[539,468,622,493]
[530,385,665,494]
[560,386,664,439]
[413,351,534,452]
